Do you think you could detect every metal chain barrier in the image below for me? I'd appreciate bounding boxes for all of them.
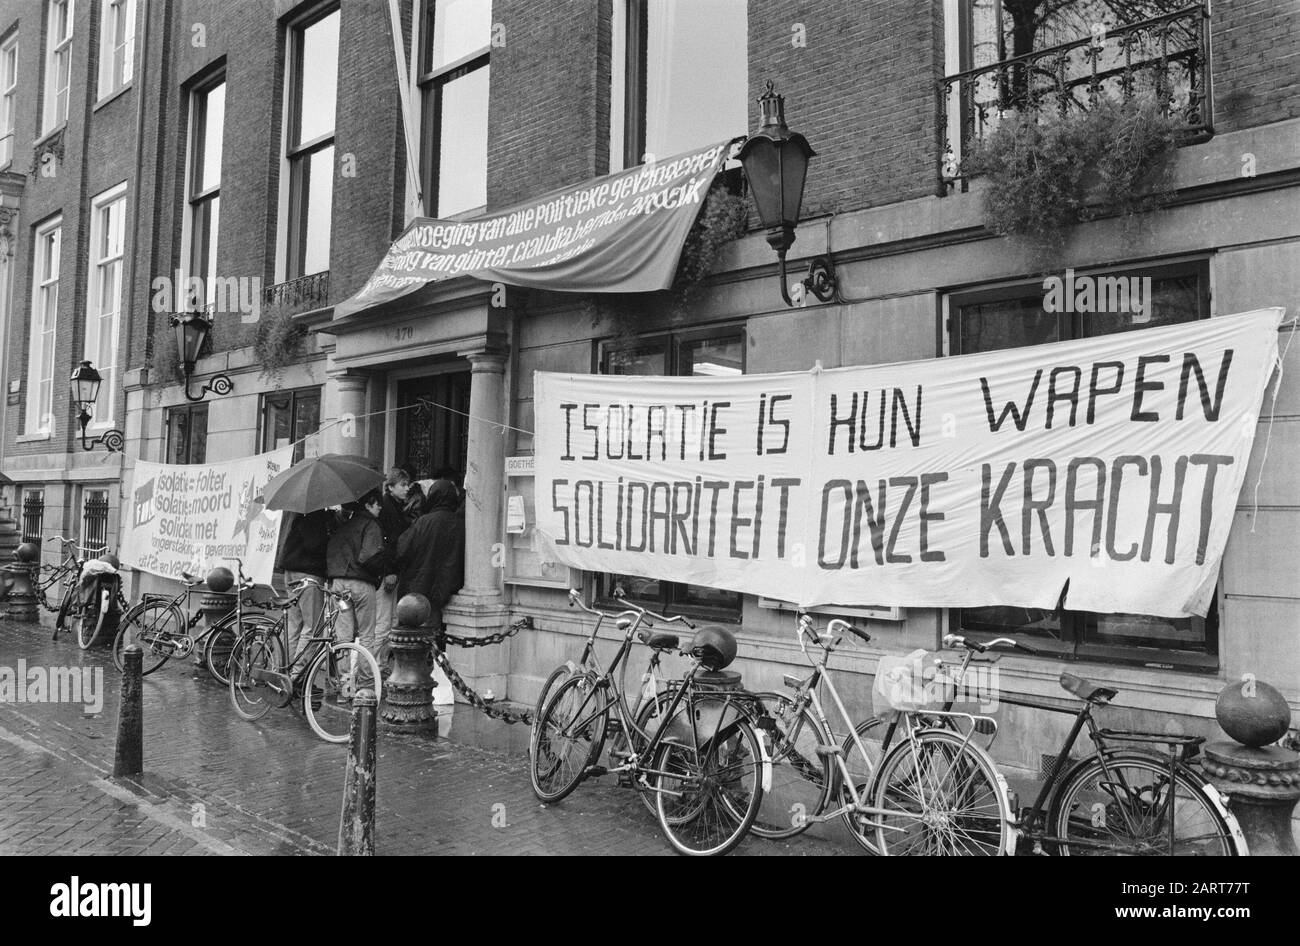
[431,617,535,726]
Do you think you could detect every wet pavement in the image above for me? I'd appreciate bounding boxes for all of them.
[0,616,846,856]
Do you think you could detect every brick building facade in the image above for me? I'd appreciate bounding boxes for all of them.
[2,0,1297,774]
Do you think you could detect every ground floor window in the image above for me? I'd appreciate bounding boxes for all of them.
[947,259,1218,670]
[80,488,110,556]
[166,403,208,465]
[596,326,746,620]
[260,386,321,462]
[21,487,45,544]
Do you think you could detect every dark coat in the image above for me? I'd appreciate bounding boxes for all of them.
[277,509,332,575]
[326,511,385,587]
[378,492,412,575]
[395,480,464,613]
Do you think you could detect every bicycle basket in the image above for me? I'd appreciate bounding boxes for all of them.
[873,650,953,716]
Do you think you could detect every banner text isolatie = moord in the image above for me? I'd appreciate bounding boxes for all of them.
[533,309,1284,617]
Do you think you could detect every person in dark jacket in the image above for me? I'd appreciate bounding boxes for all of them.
[374,469,414,671]
[395,479,465,630]
[276,508,333,657]
[327,489,385,692]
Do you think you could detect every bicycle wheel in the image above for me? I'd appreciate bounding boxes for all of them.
[206,615,278,687]
[838,715,886,854]
[653,719,765,856]
[228,630,285,722]
[530,673,607,803]
[632,688,673,816]
[1048,751,1240,856]
[533,661,577,723]
[748,692,833,840]
[872,729,1011,855]
[53,584,75,641]
[74,588,110,650]
[112,601,182,675]
[303,642,382,744]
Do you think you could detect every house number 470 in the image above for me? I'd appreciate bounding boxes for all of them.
[390,326,413,342]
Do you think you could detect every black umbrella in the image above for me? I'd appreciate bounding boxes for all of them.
[262,453,383,513]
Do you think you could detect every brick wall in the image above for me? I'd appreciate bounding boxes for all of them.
[1212,0,1300,133]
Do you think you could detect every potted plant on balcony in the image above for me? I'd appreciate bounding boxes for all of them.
[252,298,306,386]
[960,93,1183,259]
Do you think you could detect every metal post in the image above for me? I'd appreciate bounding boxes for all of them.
[1,542,39,623]
[338,688,377,856]
[113,644,144,777]
[380,594,438,736]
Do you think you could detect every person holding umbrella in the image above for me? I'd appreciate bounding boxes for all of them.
[326,488,386,694]
[276,508,333,657]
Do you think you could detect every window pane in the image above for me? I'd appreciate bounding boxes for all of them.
[429,0,491,70]
[189,407,209,463]
[263,395,293,452]
[957,296,1059,353]
[297,9,339,144]
[606,343,668,376]
[437,65,489,216]
[682,337,743,376]
[644,0,747,158]
[1081,271,1203,337]
[199,81,225,193]
[300,144,334,276]
[1085,609,1210,653]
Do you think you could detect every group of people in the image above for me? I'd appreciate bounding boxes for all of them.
[276,467,466,693]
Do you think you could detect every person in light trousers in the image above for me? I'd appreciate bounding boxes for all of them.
[326,490,386,694]
[276,508,333,658]
[375,468,415,675]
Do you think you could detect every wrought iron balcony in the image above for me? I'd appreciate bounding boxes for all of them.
[261,270,330,315]
[938,4,1212,186]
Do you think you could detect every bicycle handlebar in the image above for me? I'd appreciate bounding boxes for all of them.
[613,596,696,629]
[942,633,1037,655]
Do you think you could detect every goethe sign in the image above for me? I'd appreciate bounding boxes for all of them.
[533,309,1284,617]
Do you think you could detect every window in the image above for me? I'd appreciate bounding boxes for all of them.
[21,488,45,544]
[260,387,321,463]
[42,0,73,132]
[610,0,747,171]
[81,487,110,555]
[97,0,134,98]
[185,76,224,310]
[598,328,746,619]
[283,6,338,278]
[26,217,61,436]
[418,0,490,216]
[166,404,208,464]
[941,1,1209,178]
[947,260,1218,670]
[86,184,127,427]
[0,35,17,166]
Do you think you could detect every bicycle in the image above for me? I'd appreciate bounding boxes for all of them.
[40,535,92,642]
[750,614,1015,855]
[227,578,383,744]
[110,559,278,684]
[530,589,766,856]
[944,634,1248,856]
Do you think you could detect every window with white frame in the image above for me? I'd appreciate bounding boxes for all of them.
[42,0,73,133]
[86,184,127,426]
[0,35,17,166]
[185,76,223,310]
[610,0,747,172]
[282,5,338,279]
[27,217,62,435]
[418,0,490,217]
[97,0,135,99]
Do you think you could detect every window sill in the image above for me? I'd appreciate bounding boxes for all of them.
[16,431,53,443]
[34,124,66,149]
[93,82,132,112]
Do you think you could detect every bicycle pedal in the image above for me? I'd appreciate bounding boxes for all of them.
[581,765,608,782]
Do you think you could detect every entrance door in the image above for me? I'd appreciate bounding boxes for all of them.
[394,372,471,480]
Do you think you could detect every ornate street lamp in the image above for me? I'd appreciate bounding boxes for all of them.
[70,361,124,452]
[738,81,839,306]
[171,310,233,401]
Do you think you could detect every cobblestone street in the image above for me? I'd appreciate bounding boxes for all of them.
[0,618,845,856]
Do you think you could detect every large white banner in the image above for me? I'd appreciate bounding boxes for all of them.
[534,309,1284,617]
[120,448,295,585]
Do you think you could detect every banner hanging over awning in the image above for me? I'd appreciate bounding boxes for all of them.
[533,309,1285,617]
[333,139,739,319]
[120,448,295,585]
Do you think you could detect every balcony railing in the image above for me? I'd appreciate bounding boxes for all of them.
[261,271,330,316]
[938,4,1212,186]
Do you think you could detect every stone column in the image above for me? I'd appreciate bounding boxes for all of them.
[441,351,511,702]
[331,372,369,458]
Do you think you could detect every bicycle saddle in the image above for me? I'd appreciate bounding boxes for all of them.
[1059,672,1118,704]
[181,571,200,585]
[637,629,679,650]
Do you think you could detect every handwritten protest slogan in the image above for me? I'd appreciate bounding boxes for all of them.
[534,310,1283,617]
[120,448,294,584]
[332,140,737,319]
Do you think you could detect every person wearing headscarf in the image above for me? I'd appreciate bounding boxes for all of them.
[394,479,465,631]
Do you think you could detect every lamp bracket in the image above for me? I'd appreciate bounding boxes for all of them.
[183,373,234,402]
[76,409,124,453]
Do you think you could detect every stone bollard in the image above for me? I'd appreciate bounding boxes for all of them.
[1,542,40,623]
[380,594,438,737]
[1202,679,1299,856]
[113,644,144,777]
[338,688,377,856]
